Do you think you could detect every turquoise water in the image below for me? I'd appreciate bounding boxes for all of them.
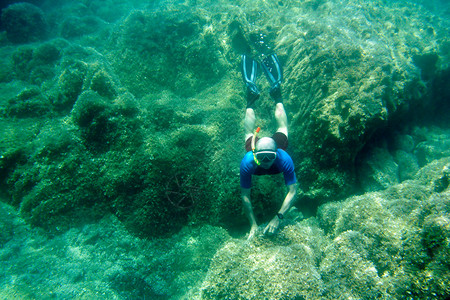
[0,0,449,298]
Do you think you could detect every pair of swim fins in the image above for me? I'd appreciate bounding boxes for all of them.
[241,53,283,108]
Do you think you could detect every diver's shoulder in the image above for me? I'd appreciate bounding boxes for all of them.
[277,148,290,156]
[277,149,294,162]
[241,151,255,164]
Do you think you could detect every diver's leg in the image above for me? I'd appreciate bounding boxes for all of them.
[244,108,256,141]
[275,103,288,137]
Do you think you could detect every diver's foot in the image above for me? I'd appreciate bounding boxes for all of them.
[246,85,260,109]
[269,84,282,102]
[241,54,260,108]
[262,53,283,103]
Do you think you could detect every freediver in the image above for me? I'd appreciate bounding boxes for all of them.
[239,53,298,239]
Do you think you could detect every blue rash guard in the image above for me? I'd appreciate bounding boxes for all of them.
[240,149,297,189]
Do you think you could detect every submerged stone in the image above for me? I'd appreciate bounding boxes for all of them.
[1,3,48,44]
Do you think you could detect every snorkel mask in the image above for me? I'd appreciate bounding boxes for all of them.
[252,127,277,166]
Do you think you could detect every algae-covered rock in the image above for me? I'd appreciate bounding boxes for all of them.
[319,230,385,299]
[11,40,64,84]
[108,7,228,98]
[358,146,400,191]
[399,191,450,298]
[7,122,105,229]
[199,155,449,299]
[71,90,114,151]
[4,86,52,118]
[60,16,105,39]
[316,158,450,299]
[278,0,447,200]
[1,3,48,44]
[200,219,327,299]
[393,150,420,182]
[414,127,450,166]
[355,126,449,193]
[55,60,87,111]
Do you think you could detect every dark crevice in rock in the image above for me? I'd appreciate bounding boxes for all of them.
[354,67,450,193]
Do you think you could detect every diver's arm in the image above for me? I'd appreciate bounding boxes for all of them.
[278,183,298,215]
[263,183,298,234]
[242,188,258,239]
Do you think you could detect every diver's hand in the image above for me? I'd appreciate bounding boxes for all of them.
[247,225,259,240]
[263,217,280,235]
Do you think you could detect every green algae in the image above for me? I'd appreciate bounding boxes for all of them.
[0,0,449,298]
[200,162,450,299]
[0,0,448,234]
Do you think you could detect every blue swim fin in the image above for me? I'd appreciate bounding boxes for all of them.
[241,54,260,108]
[262,53,283,102]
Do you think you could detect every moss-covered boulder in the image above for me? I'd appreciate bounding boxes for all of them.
[6,121,104,229]
[108,7,228,98]
[1,3,48,44]
[200,218,327,299]
[4,86,52,118]
[60,16,105,40]
[199,156,450,299]
[278,0,446,201]
[356,126,450,193]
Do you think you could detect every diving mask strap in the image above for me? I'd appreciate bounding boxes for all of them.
[252,127,261,166]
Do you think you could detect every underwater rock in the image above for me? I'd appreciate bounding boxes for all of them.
[200,220,326,299]
[1,3,48,44]
[85,67,118,100]
[71,90,134,153]
[392,134,416,153]
[5,86,51,118]
[201,156,449,299]
[108,8,227,97]
[279,0,447,201]
[400,191,450,298]
[71,90,109,128]
[393,150,420,182]
[60,16,105,39]
[358,147,400,192]
[53,51,118,111]
[55,61,87,111]
[390,133,420,181]
[319,230,384,299]
[433,164,450,192]
[355,126,449,193]
[355,126,450,193]
[0,47,14,82]
[413,52,439,80]
[414,130,450,167]
[11,47,35,82]
[6,121,108,229]
[11,40,63,84]
[33,42,61,64]
[317,165,449,298]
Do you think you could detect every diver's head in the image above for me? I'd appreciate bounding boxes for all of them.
[254,137,277,169]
